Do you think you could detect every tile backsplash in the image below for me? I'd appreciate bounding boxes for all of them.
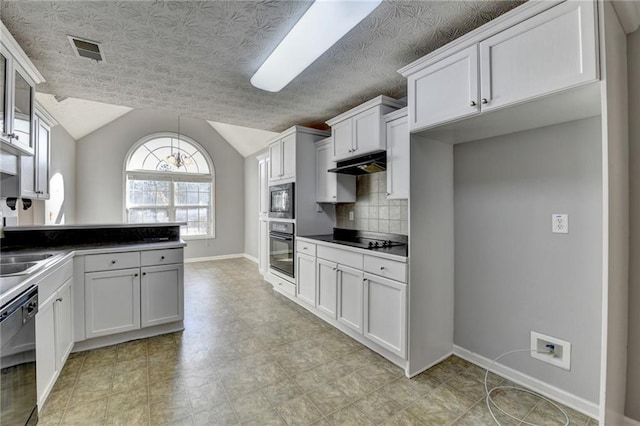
[336,172,408,235]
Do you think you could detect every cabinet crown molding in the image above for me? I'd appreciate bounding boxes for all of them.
[384,107,408,122]
[326,95,406,126]
[1,21,45,84]
[268,125,330,145]
[397,0,563,77]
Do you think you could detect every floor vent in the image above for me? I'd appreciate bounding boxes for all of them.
[68,36,104,62]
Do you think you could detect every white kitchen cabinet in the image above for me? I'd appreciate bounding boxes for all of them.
[407,45,479,131]
[85,268,141,338]
[403,1,597,133]
[479,1,597,113]
[36,260,74,409]
[141,263,184,328]
[337,264,364,334]
[315,138,355,203]
[364,273,406,358]
[258,153,269,216]
[384,109,409,200]
[316,258,338,319]
[258,218,269,275]
[269,133,296,182]
[296,252,316,307]
[327,96,404,162]
[19,111,52,199]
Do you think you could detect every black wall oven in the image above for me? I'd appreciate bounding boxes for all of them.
[269,221,294,278]
[269,183,294,219]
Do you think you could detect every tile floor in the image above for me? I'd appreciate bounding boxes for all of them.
[38,259,598,425]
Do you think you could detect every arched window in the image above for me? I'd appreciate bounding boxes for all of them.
[125,133,215,238]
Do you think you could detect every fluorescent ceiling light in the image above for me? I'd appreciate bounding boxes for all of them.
[250,0,382,92]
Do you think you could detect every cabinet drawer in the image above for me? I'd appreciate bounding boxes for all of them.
[364,255,407,283]
[38,259,73,306]
[141,248,183,266]
[85,252,140,272]
[273,277,296,297]
[317,245,363,270]
[296,240,316,256]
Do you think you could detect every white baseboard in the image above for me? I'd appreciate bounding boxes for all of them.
[453,345,599,420]
[626,416,640,426]
[184,254,245,263]
[243,253,258,263]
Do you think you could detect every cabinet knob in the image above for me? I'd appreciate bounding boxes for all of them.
[386,192,390,196]
[161,256,165,260]
[303,247,307,250]
[111,260,116,264]
[470,100,477,106]
[14,134,19,141]
[332,267,337,271]
[56,297,63,303]
[363,278,368,282]
[143,272,147,276]
[134,273,139,277]
[481,98,489,104]
[380,266,385,270]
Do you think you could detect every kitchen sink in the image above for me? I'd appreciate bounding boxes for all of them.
[0,263,38,276]
[0,254,53,264]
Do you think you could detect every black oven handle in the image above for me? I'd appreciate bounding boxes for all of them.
[270,234,293,241]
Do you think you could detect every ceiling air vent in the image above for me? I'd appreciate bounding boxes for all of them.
[68,36,104,62]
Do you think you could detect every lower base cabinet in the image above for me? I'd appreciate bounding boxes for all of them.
[85,268,141,338]
[316,259,338,318]
[36,276,73,407]
[364,273,407,358]
[296,253,316,306]
[337,265,364,333]
[141,264,184,328]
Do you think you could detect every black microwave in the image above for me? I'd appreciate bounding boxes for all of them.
[269,183,294,219]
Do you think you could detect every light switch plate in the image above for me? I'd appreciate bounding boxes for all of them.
[552,214,568,234]
[349,211,354,221]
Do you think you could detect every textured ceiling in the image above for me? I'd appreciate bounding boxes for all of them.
[0,1,522,133]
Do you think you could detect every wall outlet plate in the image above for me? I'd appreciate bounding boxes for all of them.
[552,214,569,234]
[349,211,354,221]
[530,330,571,370]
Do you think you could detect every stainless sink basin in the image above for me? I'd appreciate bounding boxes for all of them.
[0,263,38,276]
[0,254,53,264]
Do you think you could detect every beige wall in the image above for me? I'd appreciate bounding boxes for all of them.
[625,27,640,422]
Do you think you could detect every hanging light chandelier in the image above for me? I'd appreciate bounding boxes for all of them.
[165,115,192,169]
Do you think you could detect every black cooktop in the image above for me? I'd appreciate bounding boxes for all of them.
[302,228,408,257]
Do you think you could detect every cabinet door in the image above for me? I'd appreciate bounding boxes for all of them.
[55,278,74,368]
[386,116,409,200]
[479,1,597,112]
[268,140,282,182]
[258,157,269,216]
[36,298,57,407]
[85,268,141,338]
[296,253,316,307]
[332,119,353,161]
[316,141,336,202]
[353,107,382,156]
[337,265,363,333]
[363,273,406,358]
[11,67,34,154]
[36,117,50,198]
[408,45,479,132]
[258,218,269,275]
[19,113,37,198]
[281,133,296,180]
[141,264,184,328]
[0,52,5,137]
[317,259,337,319]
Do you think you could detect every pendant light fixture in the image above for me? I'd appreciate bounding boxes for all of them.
[250,0,382,92]
[165,115,192,169]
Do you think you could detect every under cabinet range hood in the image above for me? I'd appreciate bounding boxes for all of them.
[327,151,386,175]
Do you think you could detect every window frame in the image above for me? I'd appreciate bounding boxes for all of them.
[123,132,215,240]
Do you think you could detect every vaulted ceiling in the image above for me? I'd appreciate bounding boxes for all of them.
[0,1,522,133]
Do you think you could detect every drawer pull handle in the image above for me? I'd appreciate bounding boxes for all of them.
[481,98,489,104]
[380,266,385,270]
[161,256,165,260]
[143,272,147,276]
[134,273,139,277]
[111,260,116,264]
[56,298,63,303]
[303,247,307,250]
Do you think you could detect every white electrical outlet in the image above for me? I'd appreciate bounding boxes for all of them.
[349,211,354,221]
[552,214,569,234]
[530,331,571,370]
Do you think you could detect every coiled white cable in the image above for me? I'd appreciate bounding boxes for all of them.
[484,348,569,426]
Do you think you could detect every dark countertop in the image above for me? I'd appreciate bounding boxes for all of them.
[300,233,409,258]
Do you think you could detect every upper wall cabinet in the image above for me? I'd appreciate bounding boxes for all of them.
[401,1,598,133]
[384,108,409,200]
[20,106,54,199]
[269,133,296,183]
[315,138,355,203]
[327,96,405,162]
[1,23,45,156]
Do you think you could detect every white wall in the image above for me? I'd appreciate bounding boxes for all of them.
[47,125,77,224]
[244,150,265,259]
[76,109,244,259]
[626,27,640,422]
[453,117,603,403]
